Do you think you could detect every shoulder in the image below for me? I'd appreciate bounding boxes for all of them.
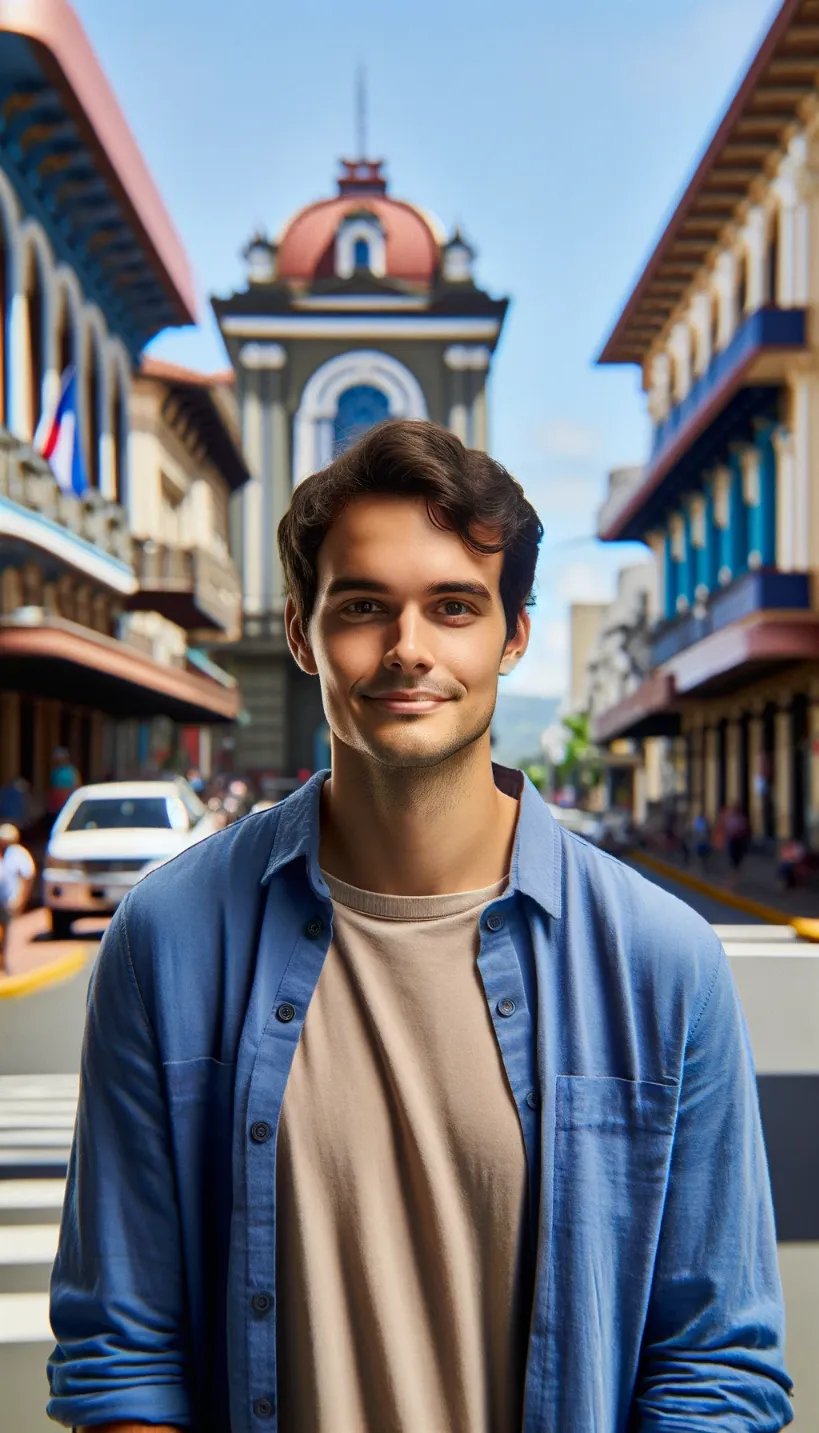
[122,805,282,952]
[559,828,723,1027]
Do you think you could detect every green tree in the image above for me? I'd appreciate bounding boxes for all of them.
[555,713,602,798]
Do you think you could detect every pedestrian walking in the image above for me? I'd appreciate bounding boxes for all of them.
[47,420,793,1432]
[724,805,751,888]
[47,747,81,829]
[0,824,35,974]
[691,810,711,870]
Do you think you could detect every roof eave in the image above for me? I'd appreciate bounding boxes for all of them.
[597,0,803,368]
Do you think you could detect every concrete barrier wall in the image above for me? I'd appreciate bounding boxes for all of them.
[728,946,819,1428]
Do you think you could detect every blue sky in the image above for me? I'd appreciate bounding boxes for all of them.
[74,0,781,695]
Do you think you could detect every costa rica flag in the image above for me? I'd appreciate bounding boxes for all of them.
[35,366,88,497]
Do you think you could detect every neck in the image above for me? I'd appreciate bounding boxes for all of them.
[318,736,520,896]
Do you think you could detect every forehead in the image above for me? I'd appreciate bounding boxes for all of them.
[316,494,503,588]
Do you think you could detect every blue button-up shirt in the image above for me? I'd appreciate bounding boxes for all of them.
[47,764,794,1431]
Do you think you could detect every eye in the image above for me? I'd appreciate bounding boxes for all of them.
[342,600,382,615]
[441,601,472,617]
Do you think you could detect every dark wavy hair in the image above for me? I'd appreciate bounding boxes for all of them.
[278,419,544,644]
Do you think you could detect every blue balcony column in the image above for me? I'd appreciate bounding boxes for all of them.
[663,527,678,620]
[679,507,695,609]
[752,422,777,568]
[689,494,708,602]
[728,447,749,579]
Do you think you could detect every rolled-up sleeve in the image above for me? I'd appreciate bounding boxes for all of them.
[47,901,192,1428]
[632,941,795,1429]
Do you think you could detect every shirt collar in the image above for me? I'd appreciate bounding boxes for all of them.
[262,761,562,920]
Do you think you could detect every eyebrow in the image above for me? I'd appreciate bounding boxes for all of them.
[324,578,495,602]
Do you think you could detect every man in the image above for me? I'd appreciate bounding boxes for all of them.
[48,421,794,1431]
[0,823,35,973]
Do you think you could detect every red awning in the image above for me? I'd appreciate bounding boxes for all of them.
[0,617,239,723]
[592,673,679,745]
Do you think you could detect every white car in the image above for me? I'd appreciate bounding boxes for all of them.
[44,779,219,940]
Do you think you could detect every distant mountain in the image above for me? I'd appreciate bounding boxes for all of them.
[490,692,561,769]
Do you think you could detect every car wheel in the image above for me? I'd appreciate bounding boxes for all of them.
[51,910,78,941]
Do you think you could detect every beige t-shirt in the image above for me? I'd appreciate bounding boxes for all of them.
[275,870,531,1433]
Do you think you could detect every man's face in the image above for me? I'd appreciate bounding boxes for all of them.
[285,493,530,770]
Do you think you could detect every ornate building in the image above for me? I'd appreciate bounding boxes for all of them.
[594,0,819,849]
[0,0,243,812]
[212,155,509,778]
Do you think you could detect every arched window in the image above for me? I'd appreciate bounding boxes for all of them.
[736,252,748,323]
[110,369,126,505]
[25,246,46,437]
[353,238,370,271]
[710,291,720,360]
[767,213,779,305]
[333,383,389,455]
[0,212,8,426]
[84,334,102,489]
[56,288,75,380]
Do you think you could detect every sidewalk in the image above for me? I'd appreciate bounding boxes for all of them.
[0,909,100,997]
[630,840,819,935]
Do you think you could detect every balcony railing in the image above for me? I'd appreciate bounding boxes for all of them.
[651,569,811,667]
[130,540,242,635]
[600,306,808,543]
[0,427,134,573]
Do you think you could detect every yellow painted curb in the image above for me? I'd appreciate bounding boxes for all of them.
[629,850,819,940]
[0,947,90,999]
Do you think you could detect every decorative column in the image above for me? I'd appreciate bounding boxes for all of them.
[688,718,705,817]
[444,346,468,442]
[704,726,719,823]
[237,342,289,617]
[9,248,32,442]
[727,446,749,578]
[669,512,687,611]
[712,465,732,585]
[775,700,793,840]
[744,205,768,311]
[773,424,796,572]
[663,527,677,619]
[748,707,765,838]
[741,443,762,569]
[753,422,777,569]
[725,717,742,807]
[790,372,817,572]
[444,346,491,446]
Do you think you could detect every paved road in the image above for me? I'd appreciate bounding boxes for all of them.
[0,952,93,1433]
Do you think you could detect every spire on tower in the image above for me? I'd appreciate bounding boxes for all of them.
[356,64,368,160]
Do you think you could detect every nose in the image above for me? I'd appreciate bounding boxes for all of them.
[381,609,435,673]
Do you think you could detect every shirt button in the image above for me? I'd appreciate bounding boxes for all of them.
[497,997,516,1018]
[253,1395,274,1418]
[305,917,324,938]
[276,1002,296,1023]
[251,1291,273,1314]
[485,913,504,932]
[526,1089,540,1110]
[250,1121,271,1144]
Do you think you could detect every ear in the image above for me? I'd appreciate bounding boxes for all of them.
[284,595,319,676]
[499,607,530,674]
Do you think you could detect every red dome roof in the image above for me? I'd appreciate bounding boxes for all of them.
[277,162,440,285]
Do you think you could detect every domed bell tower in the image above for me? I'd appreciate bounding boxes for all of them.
[211,157,509,782]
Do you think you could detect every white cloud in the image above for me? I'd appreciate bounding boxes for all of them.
[531,419,603,462]
[553,559,616,606]
[507,615,569,698]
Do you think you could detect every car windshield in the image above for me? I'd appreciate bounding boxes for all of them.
[65,796,186,832]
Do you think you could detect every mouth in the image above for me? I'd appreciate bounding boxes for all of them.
[365,696,450,714]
